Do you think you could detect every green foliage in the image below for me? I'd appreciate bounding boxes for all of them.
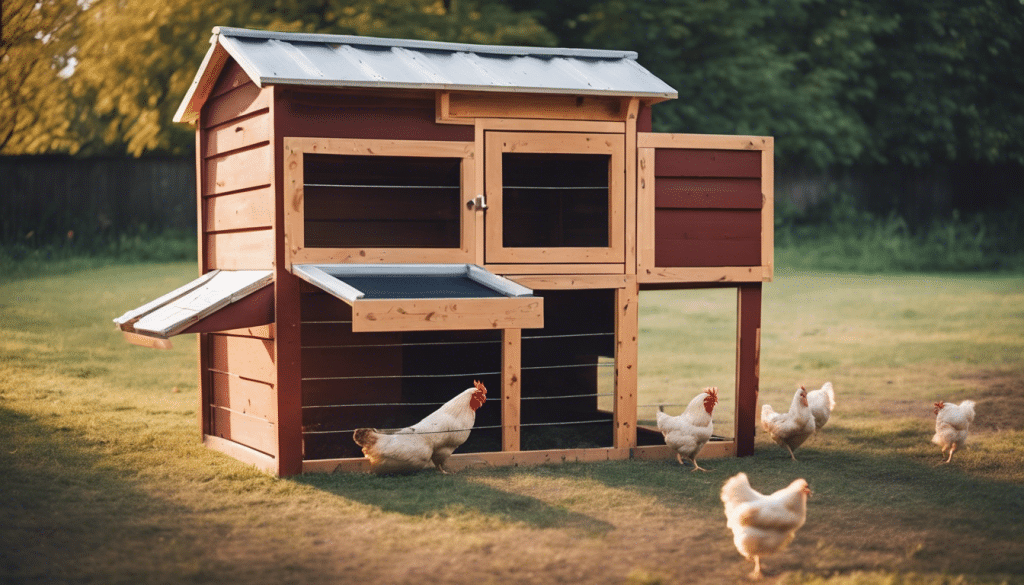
[42,0,554,157]
[0,228,197,283]
[5,0,1024,168]
[775,193,1024,272]
[0,0,83,154]
[548,0,1024,169]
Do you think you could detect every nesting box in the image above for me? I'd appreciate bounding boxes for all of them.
[115,27,773,477]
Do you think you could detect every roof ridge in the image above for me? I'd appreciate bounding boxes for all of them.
[212,26,638,61]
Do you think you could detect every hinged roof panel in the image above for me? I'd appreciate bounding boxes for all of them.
[175,26,677,123]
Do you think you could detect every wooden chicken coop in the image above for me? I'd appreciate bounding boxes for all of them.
[114,27,773,477]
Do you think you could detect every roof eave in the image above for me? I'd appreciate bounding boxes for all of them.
[265,76,677,100]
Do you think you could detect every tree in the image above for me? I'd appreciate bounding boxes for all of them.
[0,0,83,154]
[861,0,1024,166]
[571,0,898,168]
[56,0,554,157]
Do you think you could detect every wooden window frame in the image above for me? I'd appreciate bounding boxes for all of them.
[283,137,477,267]
[484,132,626,265]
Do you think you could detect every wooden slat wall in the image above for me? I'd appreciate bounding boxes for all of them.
[299,290,403,461]
[206,330,277,456]
[198,61,277,459]
[200,62,274,271]
[447,92,625,122]
[277,89,475,142]
[653,149,763,268]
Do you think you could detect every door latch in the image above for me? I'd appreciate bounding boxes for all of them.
[467,194,488,210]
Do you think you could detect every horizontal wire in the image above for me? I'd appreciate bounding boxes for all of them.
[301,392,613,409]
[305,183,457,189]
[302,362,613,382]
[505,185,606,190]
[303,418,610,436]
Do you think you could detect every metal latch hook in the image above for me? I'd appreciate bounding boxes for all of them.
[467,194,488,210]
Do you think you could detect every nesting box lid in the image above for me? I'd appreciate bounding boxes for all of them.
[174,26,678,123]
[292,263,542,332]
[114,270,274,343]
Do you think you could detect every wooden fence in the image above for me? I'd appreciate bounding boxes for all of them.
[1,155,195,244]
[2,155,1017,245]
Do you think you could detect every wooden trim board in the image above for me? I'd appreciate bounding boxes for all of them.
[282,136,477,268]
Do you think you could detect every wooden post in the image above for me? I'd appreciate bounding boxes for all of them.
[273,87,304,477]
[195,120,212,440]
[614,278,638,449]
[735,284,762,456]
[501,329,521,452]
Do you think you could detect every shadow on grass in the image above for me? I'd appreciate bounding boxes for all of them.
[0,405,237,585]
[291,468,615,535]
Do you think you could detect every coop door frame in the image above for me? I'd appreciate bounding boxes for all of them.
[483,131,626,265]
[636,133,774,284]
[282,137,478,267]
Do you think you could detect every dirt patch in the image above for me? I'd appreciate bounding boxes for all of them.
[953,369,1024,432]
[874,368,1024,431]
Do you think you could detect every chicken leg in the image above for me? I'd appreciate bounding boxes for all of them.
[749,555,763,580]
[942,443,957,463]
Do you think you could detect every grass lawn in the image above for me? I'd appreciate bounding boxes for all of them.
[1,263,1022,585]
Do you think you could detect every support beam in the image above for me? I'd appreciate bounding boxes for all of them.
[501,329,522,452]
[735,284,762,456]
[614,279,639,449]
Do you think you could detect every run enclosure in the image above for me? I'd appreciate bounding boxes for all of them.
[115,27,773,476]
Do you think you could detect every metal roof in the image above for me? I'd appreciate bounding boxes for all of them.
[174,27,677,123]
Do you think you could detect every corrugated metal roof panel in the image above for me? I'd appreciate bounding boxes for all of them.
[175,27,676,122]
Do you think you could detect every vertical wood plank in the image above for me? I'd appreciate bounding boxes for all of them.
[474,122,486,266]
[501,328,521,452]
[273,87,304,477]
[625,98,639,276]
[636,147,655,276]
[761,139,775,281]
[195,120,212,439]
[614,279,639,449]
[735,284,762,456]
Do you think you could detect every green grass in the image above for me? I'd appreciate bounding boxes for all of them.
[1,263,1023,585]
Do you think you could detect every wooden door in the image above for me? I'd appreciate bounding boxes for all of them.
[484,132,625,265]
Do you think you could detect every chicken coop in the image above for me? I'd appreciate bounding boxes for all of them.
[114,27,774,477]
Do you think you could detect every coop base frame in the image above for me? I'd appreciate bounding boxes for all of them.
[202,433,736,475]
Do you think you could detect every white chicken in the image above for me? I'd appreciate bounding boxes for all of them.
[721,472,811,580]
[353,380,487,474]
[806,382,836,431]
[761,386,816,460]
[656,387,718,471]
[932,399,976,463]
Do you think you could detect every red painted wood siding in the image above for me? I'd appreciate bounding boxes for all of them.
[653,149,763,267]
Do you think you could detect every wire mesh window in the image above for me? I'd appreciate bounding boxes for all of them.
[300,299,504,459]
[303,154,462,249]
[520,289,617,450]
[501,153,611,248]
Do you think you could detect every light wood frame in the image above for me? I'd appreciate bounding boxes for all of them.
[484,132,626,265]
[636,133,774,284]
[282,137,478,267]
